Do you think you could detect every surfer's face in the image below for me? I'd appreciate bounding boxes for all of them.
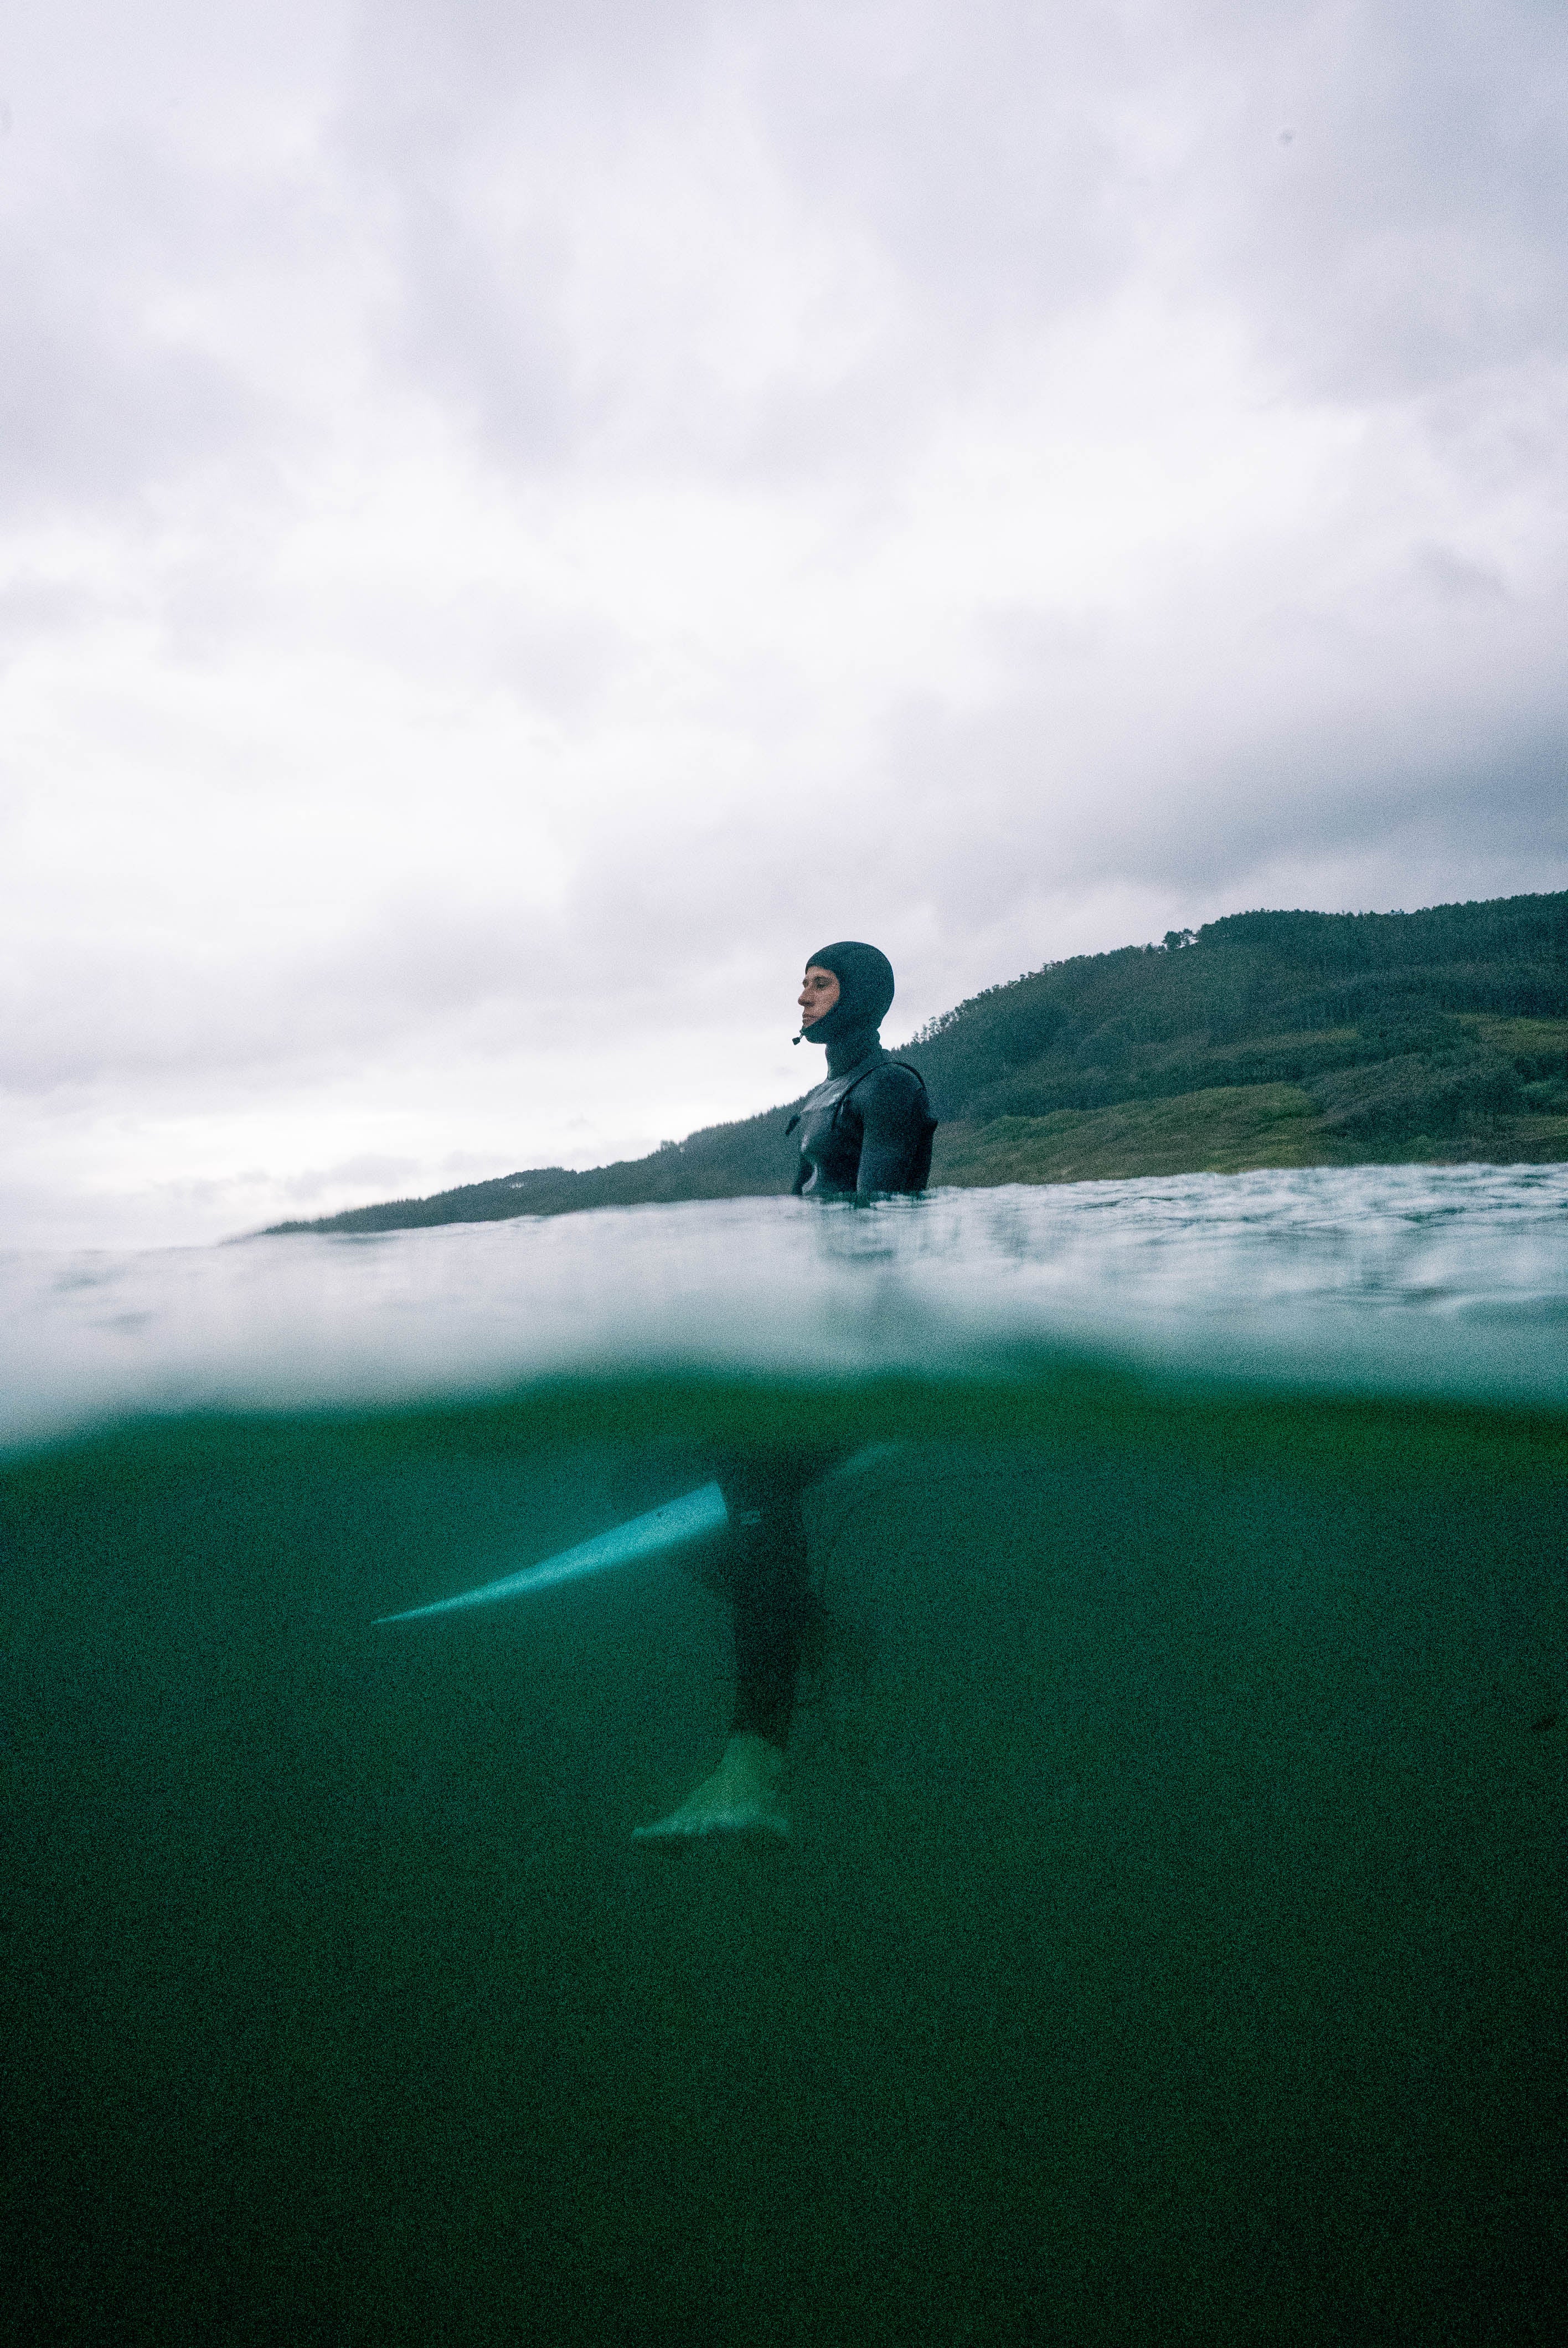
[798,966,840,1026]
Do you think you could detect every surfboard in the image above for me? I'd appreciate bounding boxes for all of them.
[375,1481,730,1624]
[373,1447,902,1627]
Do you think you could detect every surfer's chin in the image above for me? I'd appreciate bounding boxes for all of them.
[632,1733,790,1842]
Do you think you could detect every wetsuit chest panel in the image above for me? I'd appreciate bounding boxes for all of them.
[792,1078,868,1196]
[790,1052,936,1197]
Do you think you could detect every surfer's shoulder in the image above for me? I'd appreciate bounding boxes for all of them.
[854,1059,926,1111]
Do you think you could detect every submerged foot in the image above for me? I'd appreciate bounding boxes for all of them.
[633,1732,790,1841]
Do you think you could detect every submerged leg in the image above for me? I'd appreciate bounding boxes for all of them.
[633,1450,833,1841]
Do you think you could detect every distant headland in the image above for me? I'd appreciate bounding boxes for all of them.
[265,890,1568,1235]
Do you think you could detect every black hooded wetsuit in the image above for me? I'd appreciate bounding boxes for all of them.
[721,942,937,1747]
[786,940,936,1198]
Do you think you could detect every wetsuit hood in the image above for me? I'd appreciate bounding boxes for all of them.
[798,941,895,1060]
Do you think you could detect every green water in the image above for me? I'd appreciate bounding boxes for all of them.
[4,1360,1565,2346]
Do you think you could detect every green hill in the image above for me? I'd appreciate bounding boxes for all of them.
[265,890,1568,1234]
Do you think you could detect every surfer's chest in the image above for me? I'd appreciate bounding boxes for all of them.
[789,1067,873,1193]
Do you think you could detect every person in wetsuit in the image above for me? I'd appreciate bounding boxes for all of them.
[635,943,936,1840]
[788,941,937,1198]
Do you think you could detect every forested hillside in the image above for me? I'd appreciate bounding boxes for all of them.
[267,890,1568,1233]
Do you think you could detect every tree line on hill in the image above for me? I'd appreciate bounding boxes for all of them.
[265,889,1568,1234]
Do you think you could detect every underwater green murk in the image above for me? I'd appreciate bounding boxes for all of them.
[3,1168,1566,2346]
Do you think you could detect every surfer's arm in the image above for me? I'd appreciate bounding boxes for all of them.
[854,1065,931,1194]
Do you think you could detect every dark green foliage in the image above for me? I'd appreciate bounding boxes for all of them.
[269,890,1568,1233]
[909,892,1567,1113]
[267,1105,803,1235]
[1311,1047,1523,1139]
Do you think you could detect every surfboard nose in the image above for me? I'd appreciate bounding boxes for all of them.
[374,1482,730,1624]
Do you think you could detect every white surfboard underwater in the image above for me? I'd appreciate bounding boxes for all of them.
[374,1446,900,1626]
[374,1481,731,1623]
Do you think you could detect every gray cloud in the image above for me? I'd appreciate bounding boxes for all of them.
[1200,3,1568,403]
[0,230,254,519]
[331,2,1568,469]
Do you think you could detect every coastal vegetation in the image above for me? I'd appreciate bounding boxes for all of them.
[268,890,1568,1233]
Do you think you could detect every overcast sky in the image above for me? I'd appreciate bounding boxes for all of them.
[4,0,1566,1247]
